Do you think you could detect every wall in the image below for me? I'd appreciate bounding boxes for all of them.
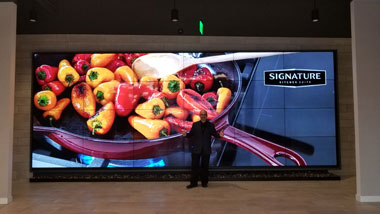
[0,2,16,204]
[351,0,380,202]
[13,35,354,180]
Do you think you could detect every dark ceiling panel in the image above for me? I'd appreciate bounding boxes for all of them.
[15,0,351,37]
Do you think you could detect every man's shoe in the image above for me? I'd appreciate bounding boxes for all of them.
[202,183,208,188]
[186,184,198,189]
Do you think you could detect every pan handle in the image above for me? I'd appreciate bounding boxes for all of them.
[221,125,307,166]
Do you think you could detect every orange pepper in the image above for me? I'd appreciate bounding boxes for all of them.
[114,66,138,86]
[128,115,170,139]
[87,102,115,135]
[140,76,159,90]
[71,82,96,118]
[90,53,117,67]
[43,98,70,124]
[216,87,232,114]
[34,90,57,111]
[164,107,189,120]
[192,114,201,122]
[160,75,185,99]
[135,98,166,119]
[57,59,80,87]
[93,80,120,105]
[86,67,114,88]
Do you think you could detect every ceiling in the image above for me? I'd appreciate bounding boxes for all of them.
[12,0,351,37]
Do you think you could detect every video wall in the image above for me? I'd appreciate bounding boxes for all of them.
[31,51,338,169]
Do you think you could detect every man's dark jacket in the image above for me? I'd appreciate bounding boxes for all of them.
[186,120,221,155]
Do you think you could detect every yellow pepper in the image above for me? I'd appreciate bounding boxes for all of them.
[114,66,138,86]
[86,67,114,88]
[71,82,96,118]
[128,115,170,139]
[192,114,201,122]
[87,102,115,135]
[34,90,57,111]
[43,98,70,124]
[135,97,166,119]
[216,87,232,114]
[90,53,117,67]
[93,80,120,105]
[57,59,80,87]
[160,75,185,99]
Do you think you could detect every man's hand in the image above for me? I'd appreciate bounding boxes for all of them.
[182,131,187,137]
[219,129,224,137]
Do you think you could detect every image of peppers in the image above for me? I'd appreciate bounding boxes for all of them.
[114,66,138,86]
[176,89,217,120]
[58,60,80,87]
[105,59,126,72]
[115,83,141,117]
[34,90,57,111]
[160,75,185,99]
[202,91,218,108]
[72,54,92,64]
[128,115,170,139]
[74,59,91,75]
[140,76,159,91]
[177,65,197,85]
[43,98,70,125]
[71,82,96,118]
[164,107,189,120]
[190,74,214,93]
[90,53,117,67]
[35,65,58,85]
[42,80,66,96]
[135,97,166,119]
[86,67,114,88]
[216,86,232,114]
[87,102,115,135]
[93,80,120,105]
[164,116,193,133]
[139,84,169,107]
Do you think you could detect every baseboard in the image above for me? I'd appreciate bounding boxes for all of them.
[356,194,380,202]
[0,196,12,204]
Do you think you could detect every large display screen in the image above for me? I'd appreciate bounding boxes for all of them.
[31,51,338,169]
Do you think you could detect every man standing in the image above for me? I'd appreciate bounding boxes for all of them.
[182,110,224,188]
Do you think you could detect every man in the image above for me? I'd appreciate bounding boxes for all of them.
[182,110,224,188]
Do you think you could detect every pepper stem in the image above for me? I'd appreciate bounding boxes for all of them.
[168,80,180,93]
[195,82,204,93]
[65,74,74,87]
[159,128,169,137]
[37,71,46,80]
[219,80,224,88]
[88,71,98,81]
[91,120,102,135]
[48,116,54,127]
[153,105,163,116]
[38,96,49,107]
[96,91,104,101]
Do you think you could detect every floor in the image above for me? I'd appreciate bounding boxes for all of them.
[1,177,380,214]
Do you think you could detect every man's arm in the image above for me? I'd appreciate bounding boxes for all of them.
[210,123,222,138]
[183,122,196,137]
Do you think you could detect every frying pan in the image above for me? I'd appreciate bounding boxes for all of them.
[33,53,306,166]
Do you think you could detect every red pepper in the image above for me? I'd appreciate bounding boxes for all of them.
[177,89,217,120]
[115,83,141,117]
[190,74,214,93]
[41,81,66,96]
[35,65,58,85]
[74,60,91,75]
[177,65,197,85]
[164,116,193,133]
[72,54,92,64]
[202,91,218,108]
[124,53,148,67]
[106,59,126,72]
[139,84,169,107]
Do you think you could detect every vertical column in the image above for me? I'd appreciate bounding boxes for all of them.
[0,2,17,205]
[351,0,380,202]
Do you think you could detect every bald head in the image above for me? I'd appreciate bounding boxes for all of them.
[200,110,207,123]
